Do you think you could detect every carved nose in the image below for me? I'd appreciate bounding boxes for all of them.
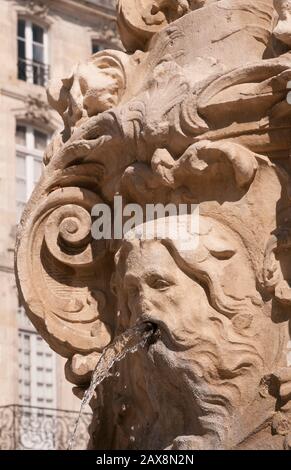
[134,291,168,334]
[140,298,152,314]
[134,288,152,312]
[138,304,167,331]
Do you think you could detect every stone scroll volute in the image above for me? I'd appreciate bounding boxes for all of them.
[15,0,291,449]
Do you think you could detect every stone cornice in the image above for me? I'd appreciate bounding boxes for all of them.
[1,85,62,132]
[0,85,45,102]
[51,0,116,21]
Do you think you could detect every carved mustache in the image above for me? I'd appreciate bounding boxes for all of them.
[138,314,192,352]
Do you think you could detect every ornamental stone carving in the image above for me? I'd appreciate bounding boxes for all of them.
[15,0,291,450]
[15,0,49,19]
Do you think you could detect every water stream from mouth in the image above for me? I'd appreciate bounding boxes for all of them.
[68,322,155,450]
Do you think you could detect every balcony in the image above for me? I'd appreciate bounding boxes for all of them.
[18,58,50,88]
[0,405,91,450]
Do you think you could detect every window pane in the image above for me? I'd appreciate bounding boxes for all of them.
[33,159,42,184]
[16,179,26,202]
[18,328,57,410]
[16,125,26,146]
[34,335,56,405]
[34,129,47,150]
[16,155,26,178]
[33,43,44,63]
[32,23,44,44]
[18,62,26,81]
[33,63,46,86]
[18,38,25,59]
[17,37,26,81]
[18,330,31,406]
[17,19,25,38]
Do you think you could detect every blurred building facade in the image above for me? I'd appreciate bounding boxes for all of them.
[0,0,118,449]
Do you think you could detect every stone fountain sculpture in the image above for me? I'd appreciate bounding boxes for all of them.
[15,0,291,449]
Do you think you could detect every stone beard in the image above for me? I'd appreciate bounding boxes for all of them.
[15,0,291,450]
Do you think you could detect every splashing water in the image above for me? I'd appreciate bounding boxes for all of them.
[68,322,155,450]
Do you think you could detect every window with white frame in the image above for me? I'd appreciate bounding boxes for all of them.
[16,124,48,221]
[17,18,49,86]
[18,306,57,408]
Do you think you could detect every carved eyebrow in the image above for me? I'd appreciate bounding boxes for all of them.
[203,236,236,260]
[208,248,236,260]
[124,268,176,286]
[144,269,177,283]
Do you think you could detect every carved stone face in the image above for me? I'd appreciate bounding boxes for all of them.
[122,240,250,349]
[114,218,285,449]
[124,241,200,329]
[47,51,126,134]
[117,217,261,334]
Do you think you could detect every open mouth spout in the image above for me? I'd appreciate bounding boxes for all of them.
[138,316,193,352]
[138,316,177,350]
[137,320,161,345]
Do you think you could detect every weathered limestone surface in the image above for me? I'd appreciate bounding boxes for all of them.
[16,0,291,449]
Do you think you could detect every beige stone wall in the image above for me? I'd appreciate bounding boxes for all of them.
[0,0,118,412]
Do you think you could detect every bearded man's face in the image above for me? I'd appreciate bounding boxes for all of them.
[114,220,283,449]
[123,241,207,350]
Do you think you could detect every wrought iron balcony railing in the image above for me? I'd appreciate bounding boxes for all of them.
[0,405,91,450]
[18,58,50,87]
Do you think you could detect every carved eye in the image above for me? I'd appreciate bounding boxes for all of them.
[149,278,172,291]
